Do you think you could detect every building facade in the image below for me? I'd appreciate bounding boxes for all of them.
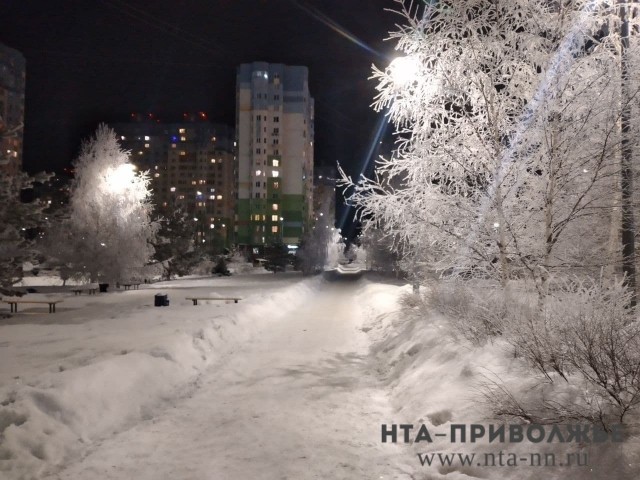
[236,62,314,248]
[0,43,26,176]
[112,116,236,252]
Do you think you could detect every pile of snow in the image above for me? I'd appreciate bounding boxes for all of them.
[363,284,640,480]
[0,274,319,479]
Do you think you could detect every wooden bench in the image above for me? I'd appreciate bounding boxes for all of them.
[122,283,141,291]
[72,287,98,295]
[186,297,241,306]
[2,299,63,313]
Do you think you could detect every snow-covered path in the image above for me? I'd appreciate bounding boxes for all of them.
[50,281,414,479]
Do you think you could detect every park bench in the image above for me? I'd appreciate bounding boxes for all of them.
[2,298,63,313]
[122,283,141,291]
[72,287,98,295]
[186,297,242,305]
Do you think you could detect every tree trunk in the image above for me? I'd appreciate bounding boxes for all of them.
[620,0,636,307]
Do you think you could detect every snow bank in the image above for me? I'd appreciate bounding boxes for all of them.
[0,276,320,479]
[364,284,640,480]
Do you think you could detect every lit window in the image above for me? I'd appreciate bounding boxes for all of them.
[181,136,186,142]
[272,226,278,233]
[180,151,186,156]
[272,215,278,222]
[209,195,215,200]
[144,136,150,141]
[138,151,143,155]
[210,224,215,229]
[154,173,160,178]
[272,171,279,177]
[256,170,262,176]
[121,135,126,140]
[145,143,150,148]
[179,128,186,134]
[216,195,223,200]
[171,143,176,148]
[191,181,197,185]
[273,159,279,167]
[272,204,278,211]
[211,159,216,164]
[273,181,279,189]
[170,187,176,192]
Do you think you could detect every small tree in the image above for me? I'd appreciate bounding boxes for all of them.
[65,125,157,283]
[151,208,203,280]
[0,172,47,294]
[263,241,289,273]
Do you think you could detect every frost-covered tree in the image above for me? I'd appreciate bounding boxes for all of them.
[0,172,47,293]
[342,0,640,293]
[64,125,157,283]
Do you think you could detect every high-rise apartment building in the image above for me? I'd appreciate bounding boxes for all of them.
[112,116,236,252]
[0,43,26,176]
[236,62,314,248]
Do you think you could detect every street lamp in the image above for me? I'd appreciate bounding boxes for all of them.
[0,122,24,166]
[105,163,137,194]
[279,216,284,242]
[389,56,421,86]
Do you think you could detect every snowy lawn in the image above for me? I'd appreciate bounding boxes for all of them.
[0,272,317,479]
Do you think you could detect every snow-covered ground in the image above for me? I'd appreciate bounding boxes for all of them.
[1,273,637,479]
[0,273,324,479]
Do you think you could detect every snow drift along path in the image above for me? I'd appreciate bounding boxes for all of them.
[48,280,414,479]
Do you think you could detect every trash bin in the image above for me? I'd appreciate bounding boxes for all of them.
[98,283,109,293]
[154,293,169,307]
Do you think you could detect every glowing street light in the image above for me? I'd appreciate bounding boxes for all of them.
[389,55,421,86]
[105,163,137,194]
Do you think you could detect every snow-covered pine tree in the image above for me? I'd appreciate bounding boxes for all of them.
[66,124,157,283]
[0,172,46,294]
[342,0,640,292]
[151,207,203,280]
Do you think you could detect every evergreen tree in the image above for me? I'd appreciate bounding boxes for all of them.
[151,208,203,280]
[0,172,47,294]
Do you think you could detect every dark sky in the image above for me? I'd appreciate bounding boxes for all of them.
[0,0,399,179]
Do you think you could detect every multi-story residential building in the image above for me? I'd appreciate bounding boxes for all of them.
[236,62,314,249]
[112,116,236,252]
[0,42,26,176]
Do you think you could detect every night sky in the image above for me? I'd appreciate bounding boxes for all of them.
[0,0,399,180]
